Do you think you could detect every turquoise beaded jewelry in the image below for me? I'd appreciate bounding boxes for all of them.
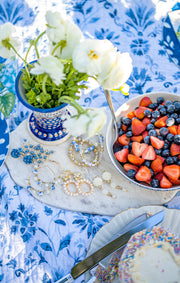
[11,139,54,164]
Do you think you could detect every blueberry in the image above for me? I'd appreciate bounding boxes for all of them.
[119,129,125,136]
[173,156,178,163]
[157,97,165,104]
[146,124,154,131]
[167,104,175,114]
[166,117,175,127]
[162,149,170,157]
[152,110,160,118]
[166,133,174,142]
[149,168,154,177]
[162,141,170,150]
[176,118,180,124]
[122,117,131,126]
[159,127,169,137]
[166,157,174,165]
[113,142,123,153]
[148,103,158,110]
[154,148,162,155]
[158,105,164,110]
[150,179,160,188]
[144,136,150,144]
[174,101,180,113]
[126,131,133,138]
[171,113,178,119]
[159,107,167,116]
[117,122,122,129]
[126,169,136,179]
[144,160,151,167]
[157,135,164,140]
[151,118,156,124]
[164,100,172,107]
[123,145,129,149]
[144,109,152,117]
[177,160,180,166]
[148,129,157,137]
[174,135,180,145]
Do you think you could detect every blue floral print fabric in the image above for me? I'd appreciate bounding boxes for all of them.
[0,0,180,282]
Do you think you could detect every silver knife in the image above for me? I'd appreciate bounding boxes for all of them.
[55,210,165,283]
[88,212,148,281]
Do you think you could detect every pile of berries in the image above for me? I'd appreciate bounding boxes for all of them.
[113,96,180,188]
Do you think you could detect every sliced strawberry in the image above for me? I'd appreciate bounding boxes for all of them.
[122,124,128,132]
[154,116,168,128]
[127,154,144,166]
[142,117,151,126]
[132,142,148,157]
[170,143,180,156]
[132,118,146,136]
[156,155,165,164]
[154,172,164,181]
[150,136,164,149]
[131,135,143,143]
[168,178,180,185]
[114,148,129,163]
[123,163,138,172]
[134,106,147,120]
[151,158,163,174]
[139,96,152,107]
[118,134,130,146]
[163,165,180,181]
[168,125,178,135]
[142,145,156,160]
[160,175,172,188]
[127,111,135,119]
[178,125,180,135]
[142,130,149,139]
[135,166,151,182]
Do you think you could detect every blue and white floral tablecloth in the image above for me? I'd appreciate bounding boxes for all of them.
[0,0,180,282]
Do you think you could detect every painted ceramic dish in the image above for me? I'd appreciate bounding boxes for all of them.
[0,112,9,168]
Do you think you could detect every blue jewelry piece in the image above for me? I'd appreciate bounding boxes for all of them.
[11,140,54,165]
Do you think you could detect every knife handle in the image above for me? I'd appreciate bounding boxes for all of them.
[54,273,74,283]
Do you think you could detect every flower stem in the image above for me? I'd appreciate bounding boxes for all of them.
[51,40,66,56]
[59,96,85,114]
[34,31,46,59]
[42,74,48,95]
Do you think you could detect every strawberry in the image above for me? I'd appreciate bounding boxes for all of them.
[170,143,180,156]
[131,135,143,143]
[168,178,180,185]
[168,125,178,135]
[154,116,168,128]
[127,154,144,166]
[127,111,135,119]
[142,117,151,126]
[123,163,138,172]
[132,118,146,136]
[163,165,180,181]
[118,134,130,146]
[154,172,164,181]
[156,155,165,164]
[142,130,149,139]
[135,166,151,182]
[178,125,180,135]
[150,136,164,149]
[122,124,128,132]
[134,106,147,120]
[142,145,156,160]
[139,96,152,107]
[151,158,163,174]
[160,175,172,188]
[132,142,148,157]
[114,148,129,163]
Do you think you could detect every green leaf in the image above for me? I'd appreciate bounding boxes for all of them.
[0,92,15,117]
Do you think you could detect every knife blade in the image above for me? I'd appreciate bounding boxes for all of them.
[55,210,165,283]
[88,212,148,279]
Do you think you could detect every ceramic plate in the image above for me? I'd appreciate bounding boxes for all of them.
[0,112,9,168]
[163,9,180,67]
[85,205,180,282]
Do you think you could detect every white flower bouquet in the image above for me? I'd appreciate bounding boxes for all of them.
[0,10,132,136]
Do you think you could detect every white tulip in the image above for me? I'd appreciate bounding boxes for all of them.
[30,55,66,85]
[98,52,133,90]
[0,23,20,58]
[72,39,115,76]
[64,108,106,137]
